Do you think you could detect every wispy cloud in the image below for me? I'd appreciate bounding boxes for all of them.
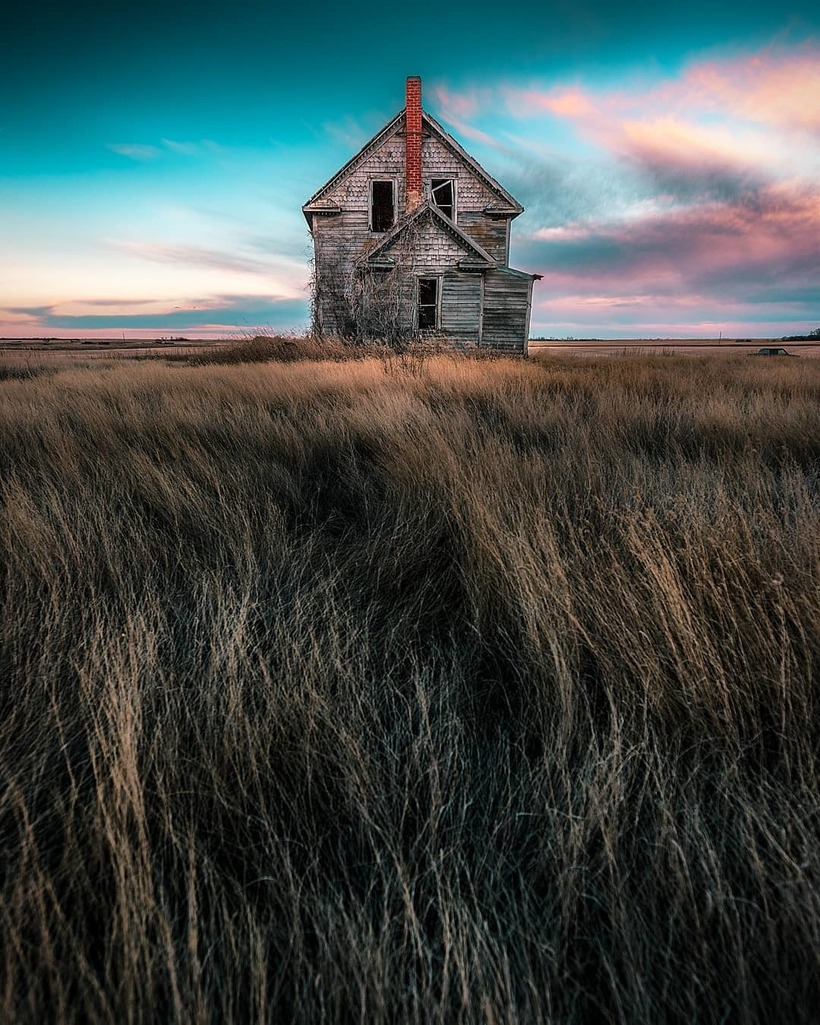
[114,241,276,276]
[432,84,486,121]
[506,41,820,135]
[160,138,202,156]
[107,139,224,161]
[681,44,820,132]
[71,297,167,309]
[504,42,820,188]
[107,143,162,160]
[0,294,309,337]
[320,114,385,151]
[5,304,55,316]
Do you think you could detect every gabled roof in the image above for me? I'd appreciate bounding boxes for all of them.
[361,202,496,269]
[302,110,405,218]
[422,112,522,216]
[302,109,523,222]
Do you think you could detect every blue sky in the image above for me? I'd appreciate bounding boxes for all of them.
[2,0,818,339]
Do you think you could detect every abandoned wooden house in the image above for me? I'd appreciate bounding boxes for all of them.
[303,77,540,352]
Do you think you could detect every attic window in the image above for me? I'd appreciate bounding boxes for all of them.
[418,278,439,330]
[370,180,394,232]
[431,179,455,221]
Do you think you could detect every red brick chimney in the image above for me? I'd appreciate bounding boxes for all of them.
[405,76,422,211]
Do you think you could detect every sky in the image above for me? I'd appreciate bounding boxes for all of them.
[1,0,818,340]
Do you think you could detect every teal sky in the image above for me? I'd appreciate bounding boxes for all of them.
[2,1,818,338]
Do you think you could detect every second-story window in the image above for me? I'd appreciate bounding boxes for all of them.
[431,179,455,221]
[370,180,394,232]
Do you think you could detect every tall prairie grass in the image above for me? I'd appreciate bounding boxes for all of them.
[1,352,818,1024]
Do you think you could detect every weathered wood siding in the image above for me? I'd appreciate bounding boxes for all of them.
[379,215,471,272]
[313,211,483,338]
[422,137,495,205]
[310,125,408,334]
[440,272,481,339]
[421,136,509,262]
[313,124,511,265]
[311,216,364,334]
[481,268,533,353]
[321,126,408,216]
[382,217,482,338]
[458,212,508,263]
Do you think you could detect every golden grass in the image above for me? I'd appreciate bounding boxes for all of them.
[1,351,819,1023]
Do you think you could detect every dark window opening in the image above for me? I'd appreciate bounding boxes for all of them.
[418,278,438,329]
[431,179,455,220]
[371,180,394,232]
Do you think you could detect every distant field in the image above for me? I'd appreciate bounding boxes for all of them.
[0,337,217,348]
[1,349,819,1024]
[530,338,820,358]
[3,335,820,360]
[0,336,224,360]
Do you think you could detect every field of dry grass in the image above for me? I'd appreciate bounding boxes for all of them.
[1,347,819,1023]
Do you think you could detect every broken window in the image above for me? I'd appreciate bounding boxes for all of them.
[370,180,394,232]
[418,278,439,329]
[431,179,455,220]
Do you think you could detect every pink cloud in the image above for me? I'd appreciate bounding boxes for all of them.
[618,117,768,174]
[522,183,820,313]
[430,86,506,149]
[515,87,595,119]
[515,41,820,130]
[434,42,819,335]
[431,84,484,120]
[499,41,820,181]
[683,47,820,131]
[439,114,500,149]
[528,286,818,339]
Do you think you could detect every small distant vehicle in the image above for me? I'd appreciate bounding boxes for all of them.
[754,347,797,357]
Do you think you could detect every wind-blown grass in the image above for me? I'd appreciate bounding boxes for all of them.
[1,352,818,1024]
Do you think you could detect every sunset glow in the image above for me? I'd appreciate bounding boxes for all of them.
[2,2,818,339]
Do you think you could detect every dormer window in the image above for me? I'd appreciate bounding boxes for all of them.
[431,179,455,221]
[370,180,395,232]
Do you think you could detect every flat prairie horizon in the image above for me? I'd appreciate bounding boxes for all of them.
[2,336,820,358]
